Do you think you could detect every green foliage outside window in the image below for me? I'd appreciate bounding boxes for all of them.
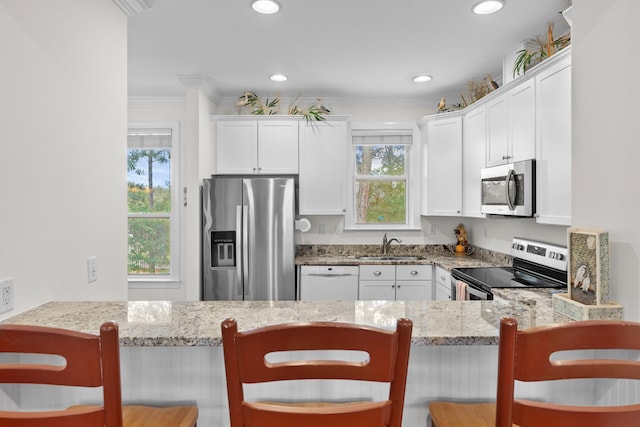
[355,144,407,224]
[127,149,171,275]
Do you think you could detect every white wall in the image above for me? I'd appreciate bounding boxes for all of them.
[572,0,640,320]
[0,0,128,320]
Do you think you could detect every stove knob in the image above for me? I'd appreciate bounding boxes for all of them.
[555,253,565,261]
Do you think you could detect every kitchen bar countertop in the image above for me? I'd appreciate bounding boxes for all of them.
[2,290,570,347]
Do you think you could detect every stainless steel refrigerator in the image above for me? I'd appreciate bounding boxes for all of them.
[202,176,296,301]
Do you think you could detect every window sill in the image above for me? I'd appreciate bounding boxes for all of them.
[128,278,180,289]
[344,225,422,232]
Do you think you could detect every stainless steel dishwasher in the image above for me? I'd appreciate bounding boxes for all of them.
[299,265,359,300]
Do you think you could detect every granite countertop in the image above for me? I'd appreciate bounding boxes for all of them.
[295,244,511,271]
[295,254,499,271]
[2,294,571,347]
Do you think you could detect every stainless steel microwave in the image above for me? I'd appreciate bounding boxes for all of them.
[481,160,535,217]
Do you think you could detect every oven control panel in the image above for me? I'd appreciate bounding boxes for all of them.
[511,237,567,271]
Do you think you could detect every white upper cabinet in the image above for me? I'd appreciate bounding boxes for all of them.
[421,115,463,216]
[419,47,571,223]
[299,118,350,215]
[214,120,257,174]
[535,51,572,225]
[213,118,299,175]
[463,106,487,218]
[486,79,536,167]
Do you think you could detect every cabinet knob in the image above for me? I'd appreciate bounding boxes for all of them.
[392,284,396,288]
[440,275,446,281]
[410,270,419,276]
[373,271,382,276]
[396,284,400,288]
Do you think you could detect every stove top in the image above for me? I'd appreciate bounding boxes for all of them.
[452,265,565,293]
[451,237,568,295]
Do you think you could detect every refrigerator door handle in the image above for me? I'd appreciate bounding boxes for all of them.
[241,204,249,297]
[235,205,243,297]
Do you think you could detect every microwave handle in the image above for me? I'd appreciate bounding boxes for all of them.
[505,169,516,210]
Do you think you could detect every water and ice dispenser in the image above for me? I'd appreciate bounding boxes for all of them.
[210,230,235,268]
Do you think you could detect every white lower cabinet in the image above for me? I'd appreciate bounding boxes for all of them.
[359,265,433,301]
[434,266,452,301]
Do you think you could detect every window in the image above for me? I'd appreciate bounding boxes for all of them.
[348,128,419,230]
[127,123,179,284]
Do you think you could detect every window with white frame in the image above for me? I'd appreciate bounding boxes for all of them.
[127,123,179,284]
[348,129,417,229]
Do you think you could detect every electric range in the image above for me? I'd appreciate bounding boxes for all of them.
[451,237,568,300]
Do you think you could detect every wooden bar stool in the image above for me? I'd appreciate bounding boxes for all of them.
[221,317,413,427]
[0,322,198,427]
[429,317,640,427]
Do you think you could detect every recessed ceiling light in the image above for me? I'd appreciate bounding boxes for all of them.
[251,0,281,15]
[472,0,504,15]
[413,75,432,83]
[270,74,287,82]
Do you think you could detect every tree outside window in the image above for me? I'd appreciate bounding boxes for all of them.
[127,126,176,278]
[353,134,409,225]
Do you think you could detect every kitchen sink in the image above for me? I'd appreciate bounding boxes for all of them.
[356,256,424,261]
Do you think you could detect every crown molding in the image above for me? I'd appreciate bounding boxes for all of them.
[112,0,156,16]
[176,75,223,104]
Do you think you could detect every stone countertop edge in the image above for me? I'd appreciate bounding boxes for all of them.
[2,293,571,348]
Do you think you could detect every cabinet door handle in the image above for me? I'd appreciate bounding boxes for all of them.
[440,275,446,281]
[373,271,382,276]
[410,270,419,276]
[391,284,396,288]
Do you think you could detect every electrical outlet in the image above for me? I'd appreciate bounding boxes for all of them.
[0,277,14,314]
[429,224,436,235]
[87,256,98,283]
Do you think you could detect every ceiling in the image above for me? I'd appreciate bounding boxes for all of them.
[126,0,571,106]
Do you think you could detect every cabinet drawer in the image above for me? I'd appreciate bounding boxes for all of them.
[359,265,395,281]
[435,266,451,286]
[396,265,432,281]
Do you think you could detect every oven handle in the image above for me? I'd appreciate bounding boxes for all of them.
[451,277,491,300]
[466,283,490,300]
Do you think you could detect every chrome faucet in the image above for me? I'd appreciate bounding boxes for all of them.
[382,233,402,255]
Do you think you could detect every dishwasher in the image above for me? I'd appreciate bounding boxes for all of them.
[299,265,359,300]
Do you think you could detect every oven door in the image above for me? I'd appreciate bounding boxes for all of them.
[450,277,493,300]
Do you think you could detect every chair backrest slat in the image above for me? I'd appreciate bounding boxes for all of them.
[496,317,640,427]
[222,317,412,427]
[0,322,124,427]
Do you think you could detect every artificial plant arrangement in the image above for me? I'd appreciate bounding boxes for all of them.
[236,92,329,122]
[512,22,571,78]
